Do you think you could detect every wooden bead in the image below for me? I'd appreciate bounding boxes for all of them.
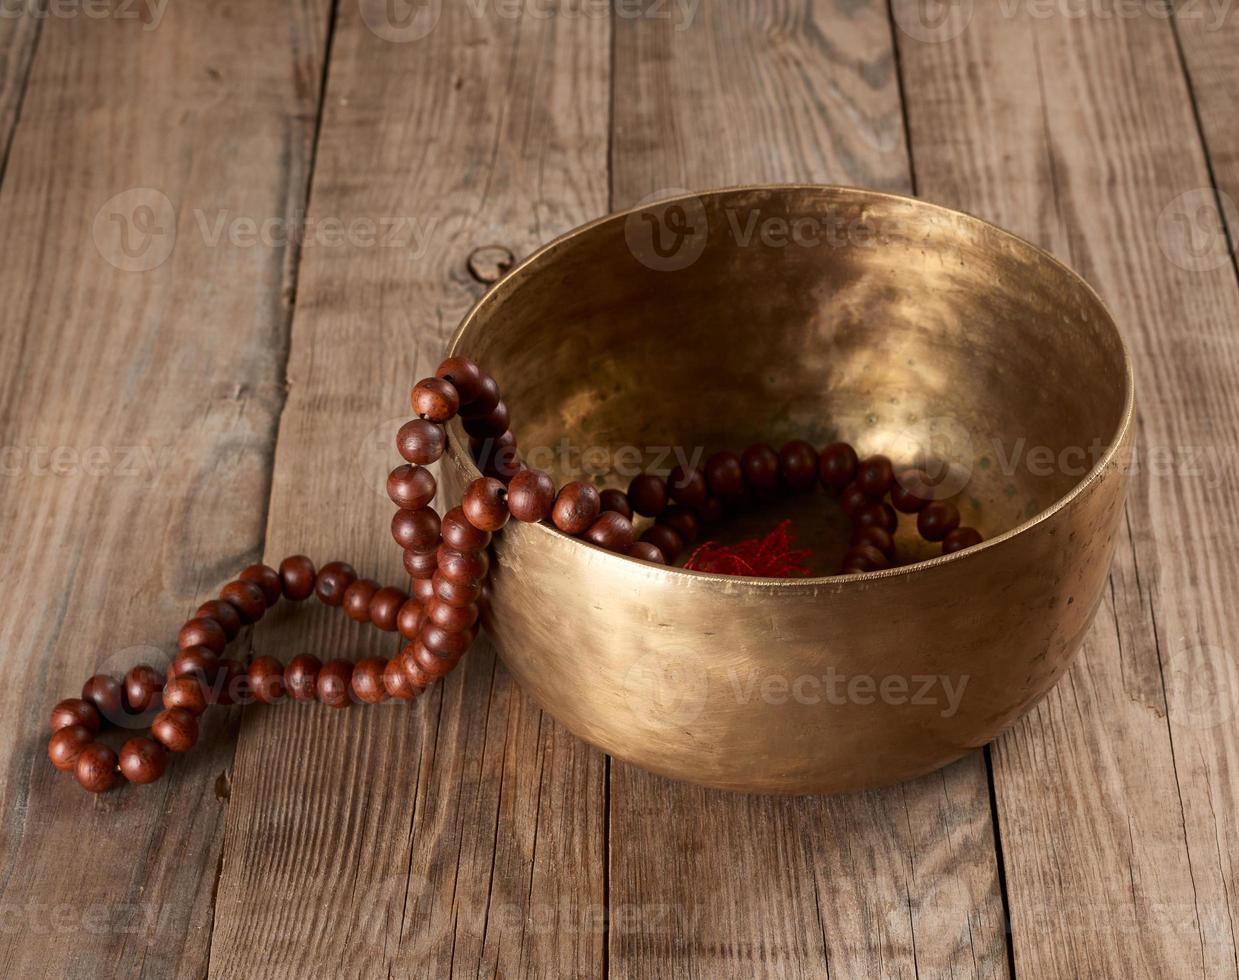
[48,724,93,772]
[704,451,745,502]
[194,599,242,640]
[411,576,436,605]
[369,587,409,632]
[214,658,248,705]
[627,473,667,517]
[397,599,424,639]
[506,469,556,523]
[421,623,475,658]
[400,647,437,688]
[640,524,684,563]
[741,443,780,493]
[854,500,897,534]
[51,698,101,734]
[383,657,422,700]
[857,454,895,498]
[82,674,124,722]
[840,482,869,518]
[388,464,437,511]
[942,526,983,554]
[627,541,666,564]
[697,497,724,523]
[163,676,208,716]
[278,555,317,601]
[891,468,934,512]
[411,376,460,421]
[462,476,510,531]
[659,506,700,544]
[852,525,895,559]
[436,356,486,405]
[458,373,500,418]
[478,434,522,482]
[178,617,227,655]
[426,598,478,633]
[599,488,633,520]
[151,707,198,753]
[842,542,890,572]
[437,546,489,585]
[818,442,858,490]
[248,655,286,704]
[434,574,482,607]
[552,481,600,534]
[917,500,961,542]
[392,506,441,550]
[403,547,439,580]
[412,642,460,680]
[462,400,510,439]
[220,579,267,624]
[351,658,389,704]
[315,561,357,606]
[239,563,283,606]
[285,654,322,702]
[779,440,819,492]
[124,664,165,713]
[168,645,220,682]
[75,743,119,793]
[396,418,445,465]
[441,506,491,551]
[583,512,636,552]
[119,736,167,785]
[317,660,354,708]
[343,579,380,623]
[667,465,707,509]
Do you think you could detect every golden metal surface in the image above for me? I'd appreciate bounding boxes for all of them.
[442,185,1134,795]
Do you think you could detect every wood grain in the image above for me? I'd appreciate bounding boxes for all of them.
[609,2,1010,977]
[205,3,610,977]
[895,1,1239,975]
[0,6,39,179]
[0,3,329,978]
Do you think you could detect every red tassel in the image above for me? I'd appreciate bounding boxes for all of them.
[682,519,812,578]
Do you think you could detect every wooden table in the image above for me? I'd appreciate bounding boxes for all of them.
[2,2,1236,977]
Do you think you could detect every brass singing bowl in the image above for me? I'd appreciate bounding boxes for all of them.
[442,185,1133,795]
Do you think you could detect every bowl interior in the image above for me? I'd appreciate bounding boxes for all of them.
[455,187,1129,573]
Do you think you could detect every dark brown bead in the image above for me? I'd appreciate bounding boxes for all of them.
[640,524,684,562]
[481,443,523,483]
[840,482,869,518]
[51,698,101,734]
[220,579,267,624]
[400,647,437,688]
[397,418,446,465]
[942,526,983,555]
[315,561,357,606]
[818,442,859,490]
[248,655,286,704]
[411,376,460,421]
[917,501,961,542]
[704,451,745,502]
[462,400,510,439]
[163,676,208,716]
[500,469,552,524]
[412,642,460,680]
[779,440,819,492]
[75,743,119,793]
[434,574,482,607]
[285,654,322,702]
[48,724,93,772]
[854,500,897,534]
[667,465,707,509]
[403,547,439,579]
[411,576,437,605]
[627,473,667,517]
[891,469,935,513]
[441,506,491,550]
[462,476,510,531]
[151,707,198,753]
[364,587,406,632]
[82,674,124,722]
[383,657,422,700]
[857,454,895,498]
[168,645,220,682]
[278,555,317,601]
[352,658,389,704]
[458,373,500,418]
[436,356,486,405]
[627,541,666,564]
[119,737,167,785]
[741,443,780,493]
[392,506,441,550]
[388,464,437,511]
[397,599,424,639]
[599,488,633,520]
[552,481,600,535]
[239,564,282,607]
[437,546,489,585]
[583,512,636,552]
[178,617,227,655]
[343,579,380,623]
[427,598,478,633]
[124,664,165,714]
[659,505,700,544]
[422,623,475,658]
[195,599,242,639]
[842,543,890,572]
[697,497,724,523]
[317,660,354,708]
[214,658,248,705]
[852,525,895,559]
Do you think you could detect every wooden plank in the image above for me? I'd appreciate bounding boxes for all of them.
[0,3,329,978]
[894,2,1239,976]
[206,4,610,977]
[0,7,39,181]
[609,2,1010,977]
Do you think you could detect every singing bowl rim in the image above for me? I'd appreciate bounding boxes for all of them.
[445,183,1135,588]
